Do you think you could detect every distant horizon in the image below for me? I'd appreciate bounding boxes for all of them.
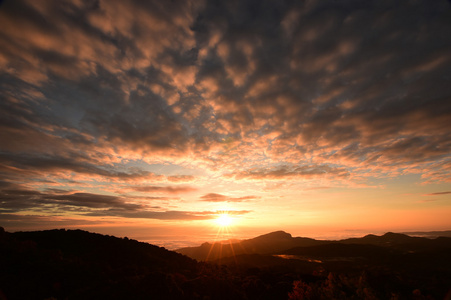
[3,225,451,250]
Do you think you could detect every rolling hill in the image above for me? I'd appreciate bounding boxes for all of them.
[177,230,451,262]
[2,228,450,299]
[176,230,325,261]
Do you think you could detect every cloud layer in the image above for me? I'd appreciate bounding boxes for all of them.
[0,0,450,224]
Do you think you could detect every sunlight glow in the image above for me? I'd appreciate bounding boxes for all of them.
[215,213,233,227]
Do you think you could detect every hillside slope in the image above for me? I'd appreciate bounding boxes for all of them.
[0,228,242,299]
[178,231,451,262]
[2,228,450,299]
[176,230,325,261]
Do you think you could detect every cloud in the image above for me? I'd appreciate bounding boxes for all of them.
[191,0,451,176]
[303,186,331,191]
[0,152,158,180]
[86,210,218,220]
[0,187,251,221]
[212,210,252,216]
[87,208,253,220]
[227,164,349,181]
[200,193,259,202]
[417,199,438,203]
[0,0,199,161]
[0,151,197,194]
[123,185,197,194]
[167,175,196,182]
[0,189,142,213]
[0,213,104,230]
[43,193,142,210]
[1,0,450,176]
[424,191,451,196]
[0,0,450,229]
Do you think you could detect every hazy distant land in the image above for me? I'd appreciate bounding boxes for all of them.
[401,230,451,238]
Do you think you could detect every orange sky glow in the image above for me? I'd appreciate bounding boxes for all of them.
[0,0,450,248]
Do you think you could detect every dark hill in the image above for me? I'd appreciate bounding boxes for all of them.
[177,230,451,263]
[341,232,415,246]
[2,228,451,300]
[341,232,451,252]
[401,230,451,238]
[8,228,195,270]
[0,228,243,300]
[282,242,397,259]
[176,230,325,261]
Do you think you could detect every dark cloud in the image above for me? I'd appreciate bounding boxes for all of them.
[0,0,196,159]
[0,187,247,220]
[200,193,258,202]
[0,151,196,186]
[192,0,451,172]
[0,189,141,213]
[424,191,451,196]
[0,213,103,230]
[43,193,142,210]
[1,0,449,173]
[227,164,349,180]
[0,152,162,182]
[125,185,197,194]
[167,175,196,182]
[87,210,211,220]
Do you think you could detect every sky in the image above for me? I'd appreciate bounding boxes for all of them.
[1,0,451,247]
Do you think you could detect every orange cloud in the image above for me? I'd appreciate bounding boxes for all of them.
[200,193,259,202]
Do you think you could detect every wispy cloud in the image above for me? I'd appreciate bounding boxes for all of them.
[200,193,259,202]
[0,189,141,213]
[303,186,332,191]
[167,175,196,182]
[123,185,197,194]
[424,191,451,196]
[227,165,349,181]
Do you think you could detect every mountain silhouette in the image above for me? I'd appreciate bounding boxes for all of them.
[176,230,451,299]
[177,230,451,262]
[2,228,451,299]
[0,228,201,299]
[176,230,325,261]
[340,232,451,252]
[342,232,415,245]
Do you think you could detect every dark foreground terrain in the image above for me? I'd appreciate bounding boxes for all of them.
[1,227,450,299]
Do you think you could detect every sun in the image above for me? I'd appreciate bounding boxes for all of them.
[215,213,233,227]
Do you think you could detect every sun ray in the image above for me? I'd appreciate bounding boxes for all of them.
[203,210,240,263]
[213,211,236,229]
[216,213,233,227]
